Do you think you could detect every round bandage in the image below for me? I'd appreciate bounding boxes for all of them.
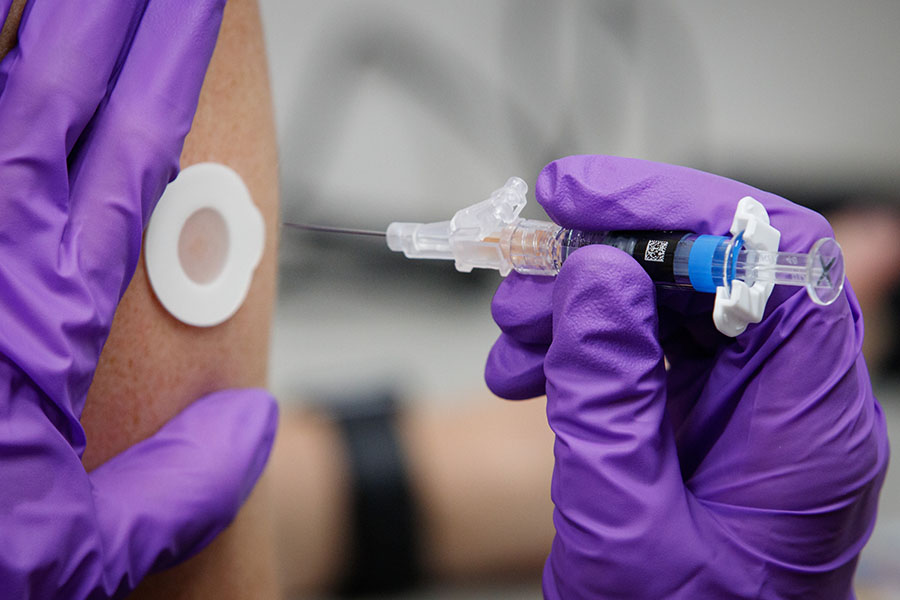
[145,162,265,327]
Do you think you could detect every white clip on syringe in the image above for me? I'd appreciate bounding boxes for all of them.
[386,177,845,337]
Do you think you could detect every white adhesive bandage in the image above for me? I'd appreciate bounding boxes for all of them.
[145,162,265,327]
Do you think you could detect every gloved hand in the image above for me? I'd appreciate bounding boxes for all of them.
[486,156,889,598]
[0,1,277,598]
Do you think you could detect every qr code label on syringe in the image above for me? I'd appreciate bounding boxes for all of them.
[644,240,668,263]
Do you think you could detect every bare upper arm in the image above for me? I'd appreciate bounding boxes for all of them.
[80,0,279,472]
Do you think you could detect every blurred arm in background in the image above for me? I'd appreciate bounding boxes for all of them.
[270,391,555,596]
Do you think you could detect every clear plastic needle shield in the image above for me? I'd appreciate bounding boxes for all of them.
[385,177,845,337]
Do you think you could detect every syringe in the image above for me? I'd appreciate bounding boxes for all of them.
[286,177,845,335]
[382,177,843,306]
[387,215,844,304]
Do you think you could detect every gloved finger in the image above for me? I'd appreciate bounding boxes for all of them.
[534,155,834,255]
[542,246,708,596]
[491,272,554,345]
[485,333,548,400]
[67,0,227,306]
[0,0,144,158]
[652,295,728,416]
[87,387,277,597]
[0,1,145,272]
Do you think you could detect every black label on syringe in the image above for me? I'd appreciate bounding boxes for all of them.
[607,231,685,284]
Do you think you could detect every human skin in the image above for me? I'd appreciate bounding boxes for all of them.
[2,0,281,597]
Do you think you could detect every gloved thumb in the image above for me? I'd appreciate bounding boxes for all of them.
[543,246,709,598]
[86,388,278,596]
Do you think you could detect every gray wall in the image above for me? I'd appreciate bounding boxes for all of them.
[263,0,900,230]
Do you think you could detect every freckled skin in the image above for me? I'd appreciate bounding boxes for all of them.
[3,1,281,597]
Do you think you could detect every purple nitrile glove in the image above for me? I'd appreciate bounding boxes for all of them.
[0,1,278,598]
[486,156,889,598]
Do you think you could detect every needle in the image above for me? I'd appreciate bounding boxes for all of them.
[282,222,387,238]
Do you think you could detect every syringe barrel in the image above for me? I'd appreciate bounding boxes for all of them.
[499,220,565,274]
[500,223,845,305]
[502,220,725,290]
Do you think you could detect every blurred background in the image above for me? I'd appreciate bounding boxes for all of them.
[260,1,900,598]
